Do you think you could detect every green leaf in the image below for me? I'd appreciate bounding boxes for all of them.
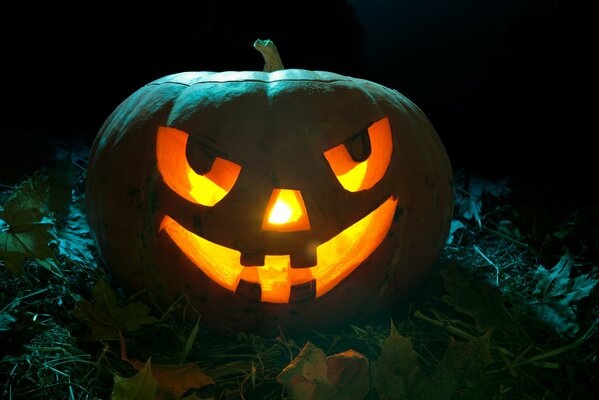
[0,175,58,275]
[179,317,200,364]
[0,174,49,225]
[530,254,598,337]
[441,266,518,334]
[73,279,158,340]
[112,358,157,400]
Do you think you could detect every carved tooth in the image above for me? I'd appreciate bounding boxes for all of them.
[235,279,262,301]
[240,252,266,266]
[289,280,317,303]
[289,246,318,268]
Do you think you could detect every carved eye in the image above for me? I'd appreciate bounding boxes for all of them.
[323,117,393,192]
[156,126,241,206]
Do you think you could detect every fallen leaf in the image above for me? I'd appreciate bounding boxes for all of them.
[441,266,518,334]
[453,171,510,227]
[530,254,598,337]
[73,279,157,340]
[325,349,369,400]
[120,332,214,400]
[372,321,422,400]
[372,321,493,400]
[440,330,492,384]
[446,220,465,245]
[153,363,214,400]
[56,197,96,265]
[278,342,369,400]
[278,341,330,400]
[112,358,157,400]
[0,174,59,275]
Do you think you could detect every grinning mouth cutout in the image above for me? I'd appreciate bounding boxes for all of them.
[160,196,397,303]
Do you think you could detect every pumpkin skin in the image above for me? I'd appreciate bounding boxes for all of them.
[86,68,453,335]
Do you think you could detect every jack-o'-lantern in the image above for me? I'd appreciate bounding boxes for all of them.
[86,40,453,335]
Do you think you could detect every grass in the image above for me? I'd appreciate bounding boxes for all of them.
[0,159,597,399]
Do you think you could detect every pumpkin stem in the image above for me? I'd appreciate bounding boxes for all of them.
[253,39,284,72]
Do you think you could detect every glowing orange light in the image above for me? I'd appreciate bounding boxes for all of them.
[156,126,241,206]
[324,117,393,192]
[262,189,311,232]
[269,199,294,224]
[160,196,397,303]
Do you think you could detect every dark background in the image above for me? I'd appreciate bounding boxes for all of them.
[1,0,594,193]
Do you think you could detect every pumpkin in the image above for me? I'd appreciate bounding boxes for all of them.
[86,40,453,335]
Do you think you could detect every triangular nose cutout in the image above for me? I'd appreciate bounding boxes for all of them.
[262,189,311,232]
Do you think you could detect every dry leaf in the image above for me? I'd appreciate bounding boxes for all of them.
[278,341,369,400]
[121,333,214,399]
[278,342,329,400]
[112,358,157,400]
[326,349,369,400]
[73,279,157,340]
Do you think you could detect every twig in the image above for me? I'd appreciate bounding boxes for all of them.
[487,320,599,374]
[474,245,499,285]
[1,288,50,312]
[512,320,598,368]
[414,310,476,340]
[482,225,528,248]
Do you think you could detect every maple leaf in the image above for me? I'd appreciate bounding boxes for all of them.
[529,254,598,337]
[55,197,96,265]
[439,331,492,385]
[372,321,493,400]
[277,342,369,400]
[120,333,214,400]
[453,171,510,227]
[112,358,157,400]
[73,279,157,340]
[153,363,213,400]
[372,321,422,400]
[441,266,518,334]
[0,174,59,275]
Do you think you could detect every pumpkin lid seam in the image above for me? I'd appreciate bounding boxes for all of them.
[146,78,360,87]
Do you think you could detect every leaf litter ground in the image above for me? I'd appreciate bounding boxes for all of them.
[0,154,597,399]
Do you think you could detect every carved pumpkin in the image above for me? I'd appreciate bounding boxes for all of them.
[86,40,453,335]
